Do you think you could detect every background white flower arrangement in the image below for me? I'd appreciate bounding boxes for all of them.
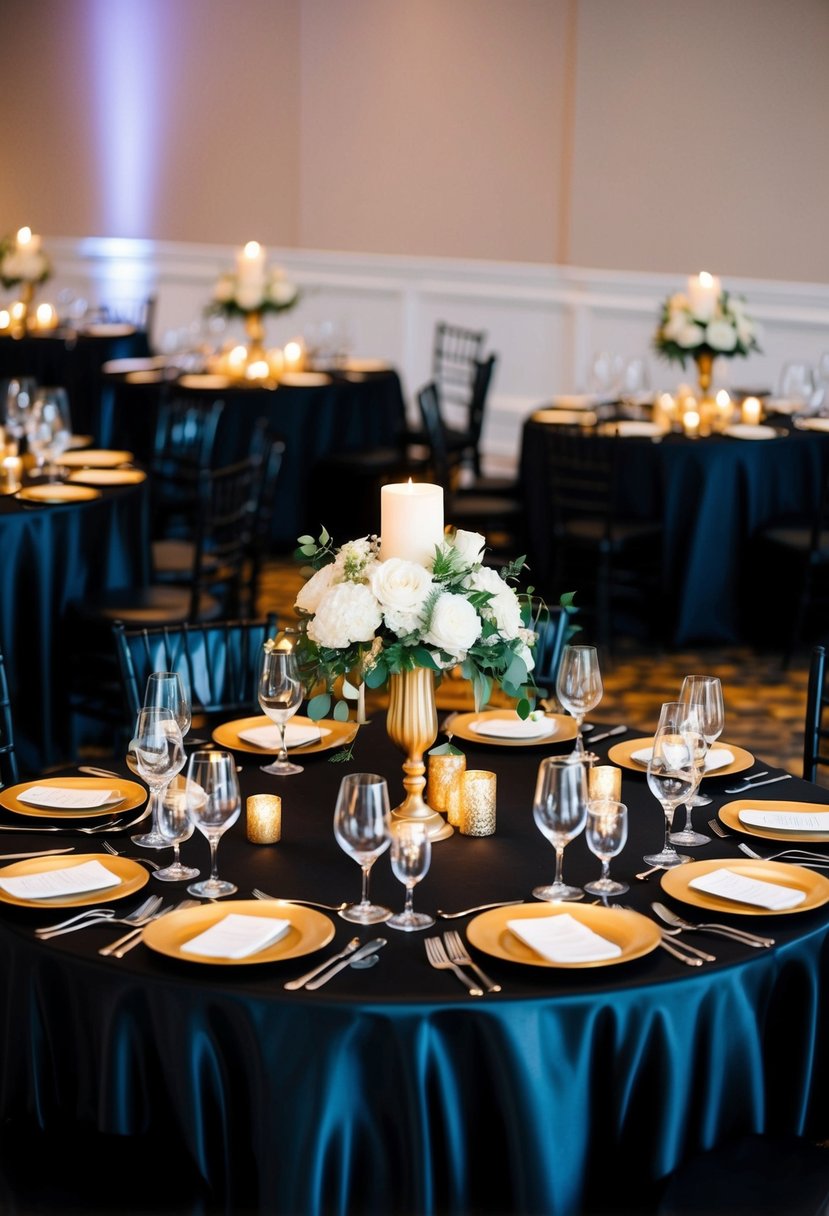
[0,232,51,289]
[654,288,760,366]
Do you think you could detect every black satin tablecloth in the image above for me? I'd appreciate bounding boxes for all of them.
[520,417,829,646]
[0,482,149,771]
[0,721,827,1214]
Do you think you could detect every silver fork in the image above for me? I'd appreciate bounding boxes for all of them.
[99,898,201,958]
[442,930,501,993]
[252,887,348,912]
[36,894,163,939]
[424,936,484,995]
[737,842,829,866]
[102,841,161,871]
[0,818,123,835]
[708,819,729,838]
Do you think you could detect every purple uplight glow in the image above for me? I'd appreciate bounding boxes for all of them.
[88,0,160,237]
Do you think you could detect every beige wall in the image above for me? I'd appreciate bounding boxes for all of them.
[1,0,828,281]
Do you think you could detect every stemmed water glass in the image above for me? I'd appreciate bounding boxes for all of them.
[531,755,588,902]
[133,672,192,847]
[333,772,392,924]
[643,702,700,869]
[258,646,304,776]
[185,750,241,898]
[677,674,724,811]
[556,644,603,755]
[132,706,186,855]
[30,388,72,480]
[2,377,37,451]
[584,799,629,897]
[387,822,434,932]
[153,776,200,882]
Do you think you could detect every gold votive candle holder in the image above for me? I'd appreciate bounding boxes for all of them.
[0,456,22,495]
[459,770,497,837]
[246,794,282,844]
[588,765,622,802]
[427,751,466,815]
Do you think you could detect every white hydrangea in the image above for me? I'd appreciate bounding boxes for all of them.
[307,582,382,649]
[294,562,337,615]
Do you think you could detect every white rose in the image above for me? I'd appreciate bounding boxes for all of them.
[424,592,480,659]
[269,279,297,307]
[307,582,382,649]
[371,559,432,636]
[516,640,535,673]
[736,316,755,345]
[676,321,706,349]
[236,282,266,311]
[466,566,522,639]
[450,529,487,567]
[706,320,738,352]
[662,311,689,342]
[295,563,337,615]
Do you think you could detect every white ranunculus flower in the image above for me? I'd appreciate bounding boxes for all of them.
[307,582,382,649]
[235,282,267,311]
[425,592,481,658]
[676,321,706,349]
[295,562,337,615]
[706,320,738,352]
[450,529,487,567]
[466,566,523,639]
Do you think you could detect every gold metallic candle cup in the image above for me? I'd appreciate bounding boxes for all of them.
[459,770,496,837]
[588,765,622,802]
[246,794,282,844]
[427,751,466,815]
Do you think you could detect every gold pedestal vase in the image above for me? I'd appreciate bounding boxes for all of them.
[244,309,267,363]
[386,667,453,841]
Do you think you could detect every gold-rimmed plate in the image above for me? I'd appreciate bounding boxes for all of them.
[660,858,829,916]
[17,483,101,504]
[57,449,134,468]
[466,903,661,969]
[0,776,146,820]
[607,737,754,779]
[0,853,148,908]
[68,467,146,487]
[143,899,335,965]
[448,710,577,748]
[211,714,358,756]
[719,799,829,843]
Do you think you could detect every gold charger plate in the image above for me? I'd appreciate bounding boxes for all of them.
[660,858,829,916]
[466,903,661,969]
[449,709,577,748]
[0,853,148,908]
[143,899,334,965]
[57,448,134,468]
[719,799,829,843]
[66,434,94,450]
[211,714,358,756]
[17,483,101,504]
[68,467,146,487]
[0,776,146,820]
[607,737,754,779]
[177,374,232,390]
[279,371,332,387]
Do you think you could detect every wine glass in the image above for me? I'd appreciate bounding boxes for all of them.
[677,674,724,810]
[133,672,192,846]
[779,361,816,409]
[153,776,200,882]
[184,750,241,898]
[584,799,629,897]
[2,377,37,451]
[556,644,603,754]
[333,772,392,924]
[27,388,72,481]
[131,707,186,853]
[531,755,588,902]
[387,822,434,932]
[643,702,698,869]
[258,646,304,776]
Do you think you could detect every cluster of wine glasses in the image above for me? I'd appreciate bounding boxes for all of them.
[1,379,72,481]
[332,773,434,931]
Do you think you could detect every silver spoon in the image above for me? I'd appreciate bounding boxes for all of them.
[437,899,523,919]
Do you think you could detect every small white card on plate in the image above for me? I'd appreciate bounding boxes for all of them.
[18,785,117,809]
[0,859,121,900]
[738,808,829,832]
[181,913,292,959]
[689,868,806,910]
[470,716,556,740]
[507,913,622,963]
[238,723,329,750]
[631,746,734,772]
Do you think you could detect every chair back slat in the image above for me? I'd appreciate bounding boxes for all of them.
[0,645,19,789]
[803,644,828,781]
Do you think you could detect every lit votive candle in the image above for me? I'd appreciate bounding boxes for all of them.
[683,408,700,438]
[246,794,282,844]
[283,339,305,373]
[459,770,497,837]
[35,303,57,330]
[588,764,622,802]
[742,396,762,425]
[427,751,466,815]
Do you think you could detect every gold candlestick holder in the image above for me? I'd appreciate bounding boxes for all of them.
[386,667,452,841]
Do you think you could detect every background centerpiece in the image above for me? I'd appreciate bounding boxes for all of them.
[293,482,542,841]
[0,227,52,336]
[207,240,300,381]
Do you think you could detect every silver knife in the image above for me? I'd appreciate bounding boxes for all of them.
[724,774,793,794]
[284,936,361,990]
[0,847,75,860]
[588,725,628,745]
[304,938,387,989]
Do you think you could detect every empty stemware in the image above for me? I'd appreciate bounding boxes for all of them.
[258,644,304,776]
[643,702,699,869]
[1,376,37,451]
[677,674,724,811]
[387,821,434,932]
[333,772,392,924]
[29,387,72,480]
[133,672,192,847]
[185,750,241,898]
[153,775,200,882]
[532,754,588,902]
[584,799,629,897]
[556,644,603,755]
[131,706,186,853]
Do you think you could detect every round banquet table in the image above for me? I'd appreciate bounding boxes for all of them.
[0,721,827,1215]
[0,478,149,772]
[520,415,829,646]
[98,367,409,549]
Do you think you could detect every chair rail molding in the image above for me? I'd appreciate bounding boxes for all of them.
[36,237,829,471]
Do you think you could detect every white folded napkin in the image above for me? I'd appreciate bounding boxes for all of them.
[738,808,829,832]
[238,723,329,749]
[612,421,663,438]
[470,715,556,740]
[689,867,806,910]
[0,859,121,900]
[181,913,292,959]
[18,785,117,810]
[631,746,734,772]
[507,913,622,963]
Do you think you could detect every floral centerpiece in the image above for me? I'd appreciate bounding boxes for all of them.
[0,227,51,290]
[208,240,298,320]
[654,272,760,396]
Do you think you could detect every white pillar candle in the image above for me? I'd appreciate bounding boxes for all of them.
[741,396,762,425]
[380,481,444,565]
[16,227,41,254]
[236,240,267,287]
[687,271,721,321]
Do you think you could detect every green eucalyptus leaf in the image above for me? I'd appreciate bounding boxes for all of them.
[364,662,388,689]
[307,692,331,720]
[516,698,531,720]
[297,534,315,546]
[332,699,350,722]
[428,741,464,756]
